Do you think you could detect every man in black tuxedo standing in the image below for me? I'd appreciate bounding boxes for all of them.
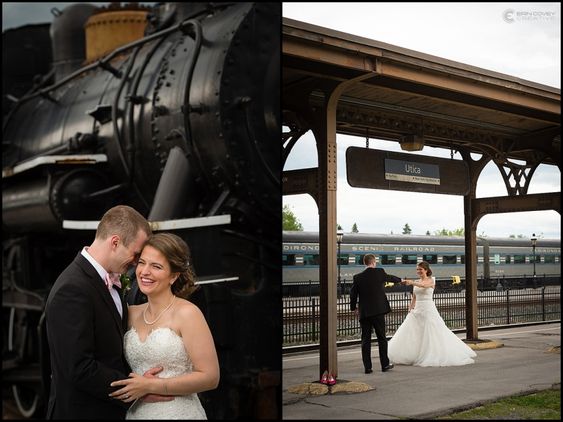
[350,253,402,374]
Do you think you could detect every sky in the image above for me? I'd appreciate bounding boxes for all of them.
[2,3,94,30]
[2,3,561,240]
[2,3,156,30]
[282,2,561,240]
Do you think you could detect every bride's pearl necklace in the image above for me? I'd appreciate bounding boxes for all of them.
[143,296,176,325]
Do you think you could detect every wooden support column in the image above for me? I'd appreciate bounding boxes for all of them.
[313,72,376,379]
[309,89,338,379]
[462,154,560,340]
[461,152,490,340]
[463,194,479,340]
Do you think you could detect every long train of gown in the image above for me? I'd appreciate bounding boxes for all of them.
[124,327,207,419]
[388,284,476,366]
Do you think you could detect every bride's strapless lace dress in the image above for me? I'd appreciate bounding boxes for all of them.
[388,284,476,366]
[124,327,207,419]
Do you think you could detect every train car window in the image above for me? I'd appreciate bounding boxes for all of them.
[513,255,526,264]
[460,255,465,264]
[422,254,437,264]
[303,254,319,266]
[354,255,366,265]
[380,255,396,265]
[401,255,417,265]
[529,255,541,264]
[442,255,457,264]
[337,254,349,265]
[505,255,512,264]
[544,255,556,264]
[283,254,296,266]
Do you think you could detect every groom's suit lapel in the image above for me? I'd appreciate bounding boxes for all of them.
[119,288,129,331]
[75,254,125,336]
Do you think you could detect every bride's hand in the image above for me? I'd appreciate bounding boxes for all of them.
[140,366,174,402]
[110,371,175,403]
[110,373,146,402]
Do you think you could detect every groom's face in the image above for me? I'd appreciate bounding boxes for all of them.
[113,230,148,274]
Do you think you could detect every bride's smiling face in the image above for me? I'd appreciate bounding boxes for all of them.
[416,266,427,277]
[136,245,176,296]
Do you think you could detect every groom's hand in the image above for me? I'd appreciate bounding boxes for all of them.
[141,366,174,402]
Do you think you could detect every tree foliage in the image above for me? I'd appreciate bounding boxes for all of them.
[351,223,359,233]
[283,205,303,231]
[402,223,412,234]
[434,227,465,236]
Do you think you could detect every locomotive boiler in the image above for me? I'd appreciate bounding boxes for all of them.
[2,2,280,418]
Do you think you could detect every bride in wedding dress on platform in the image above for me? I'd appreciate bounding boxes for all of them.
[110,233,219,419]
[388,261,476,367]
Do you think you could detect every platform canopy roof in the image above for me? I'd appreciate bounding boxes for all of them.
[283,18,561,167]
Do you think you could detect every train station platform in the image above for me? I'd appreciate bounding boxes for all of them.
[282,322,560,419]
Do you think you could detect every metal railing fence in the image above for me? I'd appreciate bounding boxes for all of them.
[283,285,560,347]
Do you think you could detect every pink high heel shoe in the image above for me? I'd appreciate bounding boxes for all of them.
[320,370,329,385]
[327,374,336,386]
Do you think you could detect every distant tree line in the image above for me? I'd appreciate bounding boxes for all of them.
[283,207,537,238]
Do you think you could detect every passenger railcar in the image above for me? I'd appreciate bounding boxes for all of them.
[3,3,280,419]
[283,231,560,294]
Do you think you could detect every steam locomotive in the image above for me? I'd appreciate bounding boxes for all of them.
[3,2,280,418]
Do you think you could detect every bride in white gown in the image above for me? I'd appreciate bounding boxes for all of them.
[388,261,476,367]
[110,233,219,419]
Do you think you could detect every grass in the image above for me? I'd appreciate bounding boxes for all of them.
[437,385,561,420]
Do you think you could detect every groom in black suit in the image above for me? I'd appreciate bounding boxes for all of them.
[45,205,163,419]
[350,253,402,374]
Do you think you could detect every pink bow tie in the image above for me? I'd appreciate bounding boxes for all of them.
[104,272,122,290]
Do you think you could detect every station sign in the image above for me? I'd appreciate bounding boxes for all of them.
[384,159,440,185]
[346,147,470,195]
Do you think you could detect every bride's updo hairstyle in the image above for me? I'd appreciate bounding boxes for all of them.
[143,232,198,299]
[417,261,433,276]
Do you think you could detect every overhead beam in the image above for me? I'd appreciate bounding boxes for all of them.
[284,18,560,116]
[473,192,561,220]
[282,168,318,201]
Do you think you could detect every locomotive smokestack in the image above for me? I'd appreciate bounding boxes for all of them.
[50,3,97,82]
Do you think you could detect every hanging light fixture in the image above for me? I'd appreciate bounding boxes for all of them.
[399,134,424,151]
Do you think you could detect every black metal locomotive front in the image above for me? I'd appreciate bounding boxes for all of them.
[2,2,280,419]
